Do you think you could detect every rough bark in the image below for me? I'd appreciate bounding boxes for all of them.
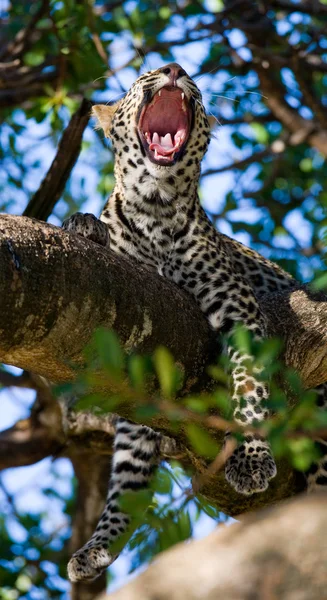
[0,214,326,391]
[1,214,327,514]
[260,288,327,389]
[0,214,216,392]
[102,492,327,600]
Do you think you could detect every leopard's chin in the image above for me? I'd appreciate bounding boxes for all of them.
[138,86,192,166]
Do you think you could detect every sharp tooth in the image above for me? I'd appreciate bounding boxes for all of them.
[158,90,161,96]
[181,92,184,100]
[160,133,173,147]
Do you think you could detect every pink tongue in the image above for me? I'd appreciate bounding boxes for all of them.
[149,132,177,157]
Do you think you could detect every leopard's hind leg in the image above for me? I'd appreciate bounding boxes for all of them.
[68,418,161,582]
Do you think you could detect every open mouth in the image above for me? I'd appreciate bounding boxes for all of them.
[138,86,192,165]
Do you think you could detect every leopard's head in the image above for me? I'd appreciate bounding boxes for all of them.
[93,63,210,180]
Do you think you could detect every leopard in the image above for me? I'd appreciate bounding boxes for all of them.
[62,63,327,582]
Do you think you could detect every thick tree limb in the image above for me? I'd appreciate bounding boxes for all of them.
[0,214,326,390]
[102,492,327,600]
[260,288,327,389]
[0,214,217,390]
[1,214,327,514]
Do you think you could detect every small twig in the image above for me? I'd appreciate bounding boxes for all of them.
[191,437,237,495]
[0,0,50,61]
[202,148,271,177]
[0,369,35,389]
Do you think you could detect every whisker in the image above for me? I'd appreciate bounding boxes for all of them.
[195,97,221,131]
[93,75,108,84]
[207,109,222,129]
[225,75,237,84]
[133,45,151,73]
[103,90,127,105]
[194,65,220,84]
[203,90,268,100]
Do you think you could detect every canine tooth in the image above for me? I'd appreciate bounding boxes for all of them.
[158,90,161,96]
[181,92,184,100]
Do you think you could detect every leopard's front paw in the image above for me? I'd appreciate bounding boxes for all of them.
[62,212,109,248]
[225,436,277,495]
[67,545,117,582]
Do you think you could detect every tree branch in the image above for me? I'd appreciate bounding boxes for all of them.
[0,214,216,390]
[2,214,327,513]
[101,492,327,600]
[23,99,92,221]
[222,0,327,156]
[0,369,35,389]
[69,452,109,600]
[0,389,304,516]
[1,215,326,392]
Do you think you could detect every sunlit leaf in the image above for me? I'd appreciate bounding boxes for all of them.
[186,423,219,458]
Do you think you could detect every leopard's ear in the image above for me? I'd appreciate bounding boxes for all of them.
[92,102,120,137]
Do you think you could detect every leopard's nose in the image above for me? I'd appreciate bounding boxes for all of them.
[158,63,187,86]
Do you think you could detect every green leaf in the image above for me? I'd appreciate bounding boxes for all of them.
[128,354,146,391]
[299,158,312,172]
[251,123,269,144]
[207,364,228,384]
[287,438,319,471]
[24,51,44,66]
[196,495,220,519]
[119,489,153,515]
[213,390,231,417]
[152,469,174,495]
[158,6,171,19]
[185,423,219,458]
[153,347,181,397]
[184,396,207,413]
[231,323,251,355]
[311,272,327,291]
[206,0,224,11]
[93,328,125,376]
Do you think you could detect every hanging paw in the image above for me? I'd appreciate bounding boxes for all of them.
[306,440,327,493]
[62,212,110,248]
[67,545,117,582]
[225,436,277,495]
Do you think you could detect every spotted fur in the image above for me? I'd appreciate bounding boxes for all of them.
[62,63,327,581]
